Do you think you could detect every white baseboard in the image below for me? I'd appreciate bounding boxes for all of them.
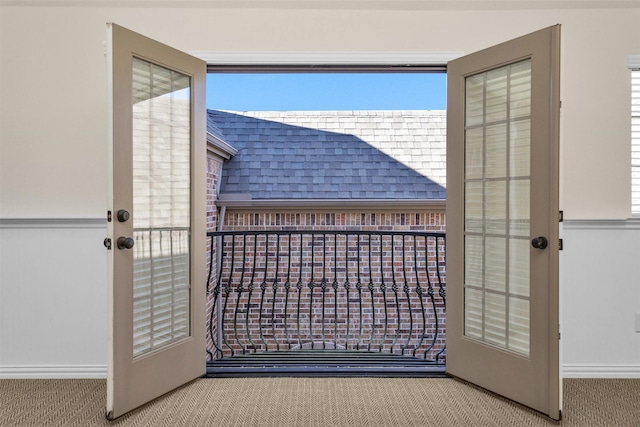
[563,364,640,378]
[0,365,107,379]
[2,364,640,379]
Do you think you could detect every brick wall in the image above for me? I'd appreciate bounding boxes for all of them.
[223,211,446,232]
[206,158,220,232]
[205,154,221,360]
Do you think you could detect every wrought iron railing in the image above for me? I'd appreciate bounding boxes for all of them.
[206,230,446,364]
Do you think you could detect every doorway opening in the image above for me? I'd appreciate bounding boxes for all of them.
[108,25,560,420]
[204,69,448,376]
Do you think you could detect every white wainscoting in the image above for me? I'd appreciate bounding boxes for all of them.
[2,218,640,378]
[561,219,640,378]
[0,218,107,378]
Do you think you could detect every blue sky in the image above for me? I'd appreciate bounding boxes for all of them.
[206,73,446,111]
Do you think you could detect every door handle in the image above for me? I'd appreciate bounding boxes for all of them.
[117,237,135,250]
[116,209,130,222]
[531,236,548,249]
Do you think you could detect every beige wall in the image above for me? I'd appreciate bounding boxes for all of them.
[2,1,640,377]
[1,3,639,219]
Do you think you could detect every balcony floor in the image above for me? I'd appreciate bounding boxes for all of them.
[206,350,446,378]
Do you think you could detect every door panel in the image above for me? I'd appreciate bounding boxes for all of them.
[446,25,561,420]
[106,23,206,420]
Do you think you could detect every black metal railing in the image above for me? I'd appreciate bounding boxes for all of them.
[206,230,446,364]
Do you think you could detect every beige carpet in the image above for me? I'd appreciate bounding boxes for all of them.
[1,378,639,426]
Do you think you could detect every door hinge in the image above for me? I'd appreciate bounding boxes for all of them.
[104,238,112,250]
[107,210,112,222]
[559,239,563,250]
[559,210,563,222]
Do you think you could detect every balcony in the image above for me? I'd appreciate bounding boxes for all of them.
[206,230,446,376]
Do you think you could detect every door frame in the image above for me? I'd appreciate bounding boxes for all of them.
[201,54,458,364]
[143,47,561,414]
[202,47,560,415]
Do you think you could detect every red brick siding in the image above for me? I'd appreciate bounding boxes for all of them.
[224,211,445,232]
[205,155,221,359]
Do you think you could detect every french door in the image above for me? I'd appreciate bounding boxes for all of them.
[446,26,561,420]
[106,23,206,420]
[105,21,560,421]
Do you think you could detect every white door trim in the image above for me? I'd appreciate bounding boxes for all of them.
[190,51,463,66]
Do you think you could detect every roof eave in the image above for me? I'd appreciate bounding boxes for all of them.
[207,132,238,160]
[217,198,446,211]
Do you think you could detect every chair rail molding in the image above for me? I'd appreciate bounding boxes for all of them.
[562,218,640,231]
[0,218,106,229]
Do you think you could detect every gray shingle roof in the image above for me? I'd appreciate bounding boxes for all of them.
[206,115,227,142]
[208,110,446,200]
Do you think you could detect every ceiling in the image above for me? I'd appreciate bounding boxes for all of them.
[3,0,639,9]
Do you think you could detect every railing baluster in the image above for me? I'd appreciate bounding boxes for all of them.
[436,235,446,303]
[332,234,339,351]
[367,234,375,352]
[207,234,223,359]
[271,234,281,351]
[356,234,363,350]
[412,235,427,357]
[258,234,269,351]
[435,235,446,362]
[321,234,327,350]
[307,234,316,349]
[423,235,438,359]
[296,234,304,350]
[344,234,351,350]
[401,235,413,355]
[283,233,293,350]
[221,235,236,356]
[390,235,401,353]
[233,234,247,354]
[380,234,389,353]
[245,235,258,353]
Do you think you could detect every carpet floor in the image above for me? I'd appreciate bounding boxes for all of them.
[1,377,639,426]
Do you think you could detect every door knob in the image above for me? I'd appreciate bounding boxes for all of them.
[117,237,134,250]
[117,209,130,222]
[531,236,548,249]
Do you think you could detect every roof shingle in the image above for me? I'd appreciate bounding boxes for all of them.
[208,110,446,200]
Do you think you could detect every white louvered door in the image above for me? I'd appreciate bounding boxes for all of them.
[106,23,206,420]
